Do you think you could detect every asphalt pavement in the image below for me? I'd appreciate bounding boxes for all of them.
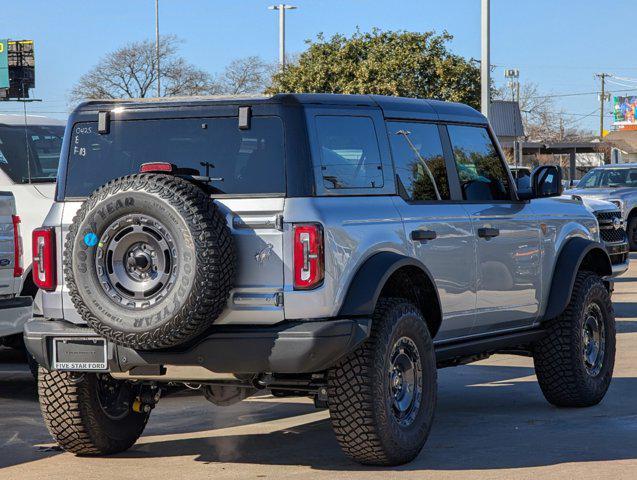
[2,258,637,479]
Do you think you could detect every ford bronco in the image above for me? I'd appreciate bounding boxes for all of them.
[25,94,617,466]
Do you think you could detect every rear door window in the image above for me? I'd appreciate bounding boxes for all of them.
[447,125,512,201]
[314,116,383,189]
[387,121,450,201]
[64,116,285,198]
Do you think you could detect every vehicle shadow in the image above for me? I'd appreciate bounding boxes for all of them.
[108,364,637,472]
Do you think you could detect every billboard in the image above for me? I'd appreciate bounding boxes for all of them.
[613,96,637,126]
[0,40,35,99]
[0,40,8,89]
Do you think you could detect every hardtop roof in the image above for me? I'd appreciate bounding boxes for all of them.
[73,93,487,124]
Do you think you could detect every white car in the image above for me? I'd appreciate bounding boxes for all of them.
[0,114,65,315]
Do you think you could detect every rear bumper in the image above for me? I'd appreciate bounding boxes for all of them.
[0,296,33,338]
[24,317,371,375]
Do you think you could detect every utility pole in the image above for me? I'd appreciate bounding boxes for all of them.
[269,4,297,69]
[481,0,490,119]
[155,0,161,97]
[596,73,611,139]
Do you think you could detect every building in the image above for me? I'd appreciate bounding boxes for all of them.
[603,130,637,163]
[490,100,525,147]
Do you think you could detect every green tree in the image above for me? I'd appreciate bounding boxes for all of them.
[267,29,481,109]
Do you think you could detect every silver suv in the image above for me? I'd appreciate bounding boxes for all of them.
[566,163,637,250]
[25,94,617,466]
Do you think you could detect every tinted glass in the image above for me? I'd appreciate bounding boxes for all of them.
[577,168,637,188]
[388,121,449,201]
[315,116,383,189]
[447,125,511,201]
[0,125,64,183]
[65,117,285,198]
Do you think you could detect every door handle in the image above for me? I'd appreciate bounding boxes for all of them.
[411,229,437,242]
[478,227,500,239]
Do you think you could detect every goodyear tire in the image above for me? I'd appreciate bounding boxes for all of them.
[39,369,151,455]
[65,174,235,350]
[533,272,615,407]
[327,298,437,466]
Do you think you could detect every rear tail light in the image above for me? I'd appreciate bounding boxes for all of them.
[140,162,174,173]
[11,215,22,278]
[33,227,56,291]
[293,223,324,290]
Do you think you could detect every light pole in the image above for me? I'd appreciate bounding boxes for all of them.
[155,0,160,97]
[481,0,490,119]
[268,4,297,69]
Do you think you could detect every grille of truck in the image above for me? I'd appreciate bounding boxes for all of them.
[595,210,629,265]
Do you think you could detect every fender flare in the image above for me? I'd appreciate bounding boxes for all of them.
[543,237,611,320]
[337,251,440,317]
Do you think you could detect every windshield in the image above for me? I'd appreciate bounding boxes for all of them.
[64,116,285,198]
[577,168,637,188]
[0,124,65,183]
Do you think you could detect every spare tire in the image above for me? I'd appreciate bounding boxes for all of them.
[65,173,236,350]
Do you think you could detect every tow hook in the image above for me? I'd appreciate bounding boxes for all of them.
[132,384,161,414]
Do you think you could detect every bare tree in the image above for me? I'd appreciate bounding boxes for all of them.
[70,35,220,102]
[498,82,594,143]
[217,56,275,95]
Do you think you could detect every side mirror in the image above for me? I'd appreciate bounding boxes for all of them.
[518,165,563,200]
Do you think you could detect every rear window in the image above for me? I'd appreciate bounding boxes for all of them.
[64,116,285,198]
[0,125,64,183]
[314,116,383,189]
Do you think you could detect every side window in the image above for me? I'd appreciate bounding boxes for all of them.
[315,116,384,189]
[387,121,450,201]
[447,125,511,201]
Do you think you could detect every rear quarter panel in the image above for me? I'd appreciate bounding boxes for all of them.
[282,196,409,320]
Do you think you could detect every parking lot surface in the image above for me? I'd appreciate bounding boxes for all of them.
[2,258,637,480]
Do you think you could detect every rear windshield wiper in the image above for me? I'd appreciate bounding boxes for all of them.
[22,176,56,183]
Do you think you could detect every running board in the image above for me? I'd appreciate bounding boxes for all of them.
[435,328,547,367]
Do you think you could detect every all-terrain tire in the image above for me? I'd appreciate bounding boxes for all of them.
[533,271,615,407]
[327,298,437,466]
[38,368,150,455]
[65,173,236,350]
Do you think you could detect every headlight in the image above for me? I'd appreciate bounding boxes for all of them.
[610,199,624,213]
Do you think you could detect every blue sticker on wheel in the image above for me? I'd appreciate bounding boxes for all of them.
[84,232,98,247]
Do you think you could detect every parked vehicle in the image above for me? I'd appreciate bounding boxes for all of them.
[0,115,65,311]
[26,94,617,466]
[566,163,637,250]
[0,191,33,356]
[513,165,629,273]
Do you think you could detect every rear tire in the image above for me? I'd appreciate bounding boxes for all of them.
[533,272,615,407]
[38,369,151,455]
[327,298,437,466]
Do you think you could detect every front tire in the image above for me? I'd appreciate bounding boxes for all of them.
[38,369,152,455]
[327,298,437,466]
[533,272,615,407]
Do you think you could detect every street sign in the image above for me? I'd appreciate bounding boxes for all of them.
[0,39,8,89]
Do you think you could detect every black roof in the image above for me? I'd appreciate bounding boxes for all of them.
[75,93,487,124]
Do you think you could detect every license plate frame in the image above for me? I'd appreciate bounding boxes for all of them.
[52,337,108,371]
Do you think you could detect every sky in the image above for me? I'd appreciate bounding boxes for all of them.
[1,0,636,133]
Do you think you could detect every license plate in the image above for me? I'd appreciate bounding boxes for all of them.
[52,337,108,371]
